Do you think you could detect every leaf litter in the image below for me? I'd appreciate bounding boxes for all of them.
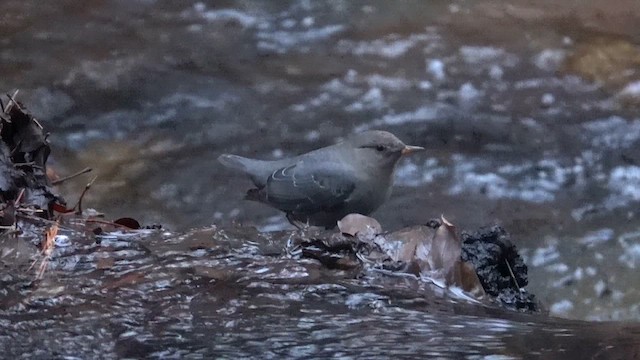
[295,213,538,312]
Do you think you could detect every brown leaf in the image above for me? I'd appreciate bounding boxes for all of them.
[337,213,382,237]
[427,215,461,271]
[114,217,141,229]
[391,220,460,274]
[52,202,74,214]
[446,260,486,297]
[392,225,436,263]
[386,217,484,296]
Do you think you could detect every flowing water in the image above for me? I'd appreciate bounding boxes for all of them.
[2,226,639,359]
[1,0,640,357]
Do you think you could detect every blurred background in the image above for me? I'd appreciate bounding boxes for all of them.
[2,0,640,321]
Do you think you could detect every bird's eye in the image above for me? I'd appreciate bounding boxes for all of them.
[376,145,385,152]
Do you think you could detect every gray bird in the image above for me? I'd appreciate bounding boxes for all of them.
[218,130,424,228]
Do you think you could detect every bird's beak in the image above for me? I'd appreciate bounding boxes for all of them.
[401,145,425,156]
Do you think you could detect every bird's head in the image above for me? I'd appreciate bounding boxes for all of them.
[346,130,424,169]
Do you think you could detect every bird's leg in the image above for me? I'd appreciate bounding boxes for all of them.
[286,212,312,232]
[286,212,298,228]
[286,212,304,230]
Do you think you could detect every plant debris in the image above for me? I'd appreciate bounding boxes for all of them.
[291,214,539,312]
[0,91,65,223]
[0,91,147,279]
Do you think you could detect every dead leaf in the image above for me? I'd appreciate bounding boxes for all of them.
[337,213,382,237]
[446,260,486,297]
[52,202,74,214]
[114,217,141,229]
[388,217,485,296]
[392,225,435,263]
[427,216,461,271]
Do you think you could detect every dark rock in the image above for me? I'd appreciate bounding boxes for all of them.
[461,225,539,312]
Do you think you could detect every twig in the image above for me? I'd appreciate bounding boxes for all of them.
[16,207,46,215]
[10,139,23,156]
[32,117,43,129]
[5,90,21,113]
[75,175,98,214]
[13,162,35,167]
[505,259,521,291]
[14,188,25,206]
[16,211,88,234]
[51,167,92,185]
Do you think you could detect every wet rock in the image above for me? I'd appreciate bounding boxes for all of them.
[461,225,539,312]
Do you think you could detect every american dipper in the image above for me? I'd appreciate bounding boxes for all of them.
[218,130,424,228]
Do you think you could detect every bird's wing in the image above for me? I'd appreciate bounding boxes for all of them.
[260,163,357,213]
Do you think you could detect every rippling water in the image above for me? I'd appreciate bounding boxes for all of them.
[1,0,640,340]
[2,227,639,358]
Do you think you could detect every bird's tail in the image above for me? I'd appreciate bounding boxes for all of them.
[217,154,252,172]
[218,154,272,188]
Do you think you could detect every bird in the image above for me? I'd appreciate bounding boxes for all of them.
[218,130,424,229]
